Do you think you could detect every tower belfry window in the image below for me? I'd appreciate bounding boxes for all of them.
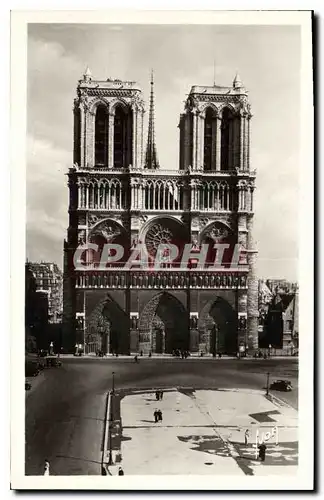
[114,106,127,169]
[221,108,231,171]
[95,105,108,166]
[204,108,215,171]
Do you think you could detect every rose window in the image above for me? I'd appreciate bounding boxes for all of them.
[145,224,173,255]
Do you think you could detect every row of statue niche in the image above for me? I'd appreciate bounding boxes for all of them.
[191,274,247,287]
[132,316,197,330]
[131,316,246,332]
[81,274,126,287]
[80,273,247,288]
[131,273,187,288]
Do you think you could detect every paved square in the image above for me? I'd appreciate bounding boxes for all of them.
[107,388,298,475]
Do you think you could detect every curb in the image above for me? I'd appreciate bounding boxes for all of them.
[266,391,296,410]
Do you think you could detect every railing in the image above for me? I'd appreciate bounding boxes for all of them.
[70,164,256,177]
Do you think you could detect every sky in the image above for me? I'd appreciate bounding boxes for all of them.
[26,23,300,280]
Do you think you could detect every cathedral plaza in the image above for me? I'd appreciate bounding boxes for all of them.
[63,68,258,356]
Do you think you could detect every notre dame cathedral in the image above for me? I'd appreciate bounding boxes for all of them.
[63,67,258,355]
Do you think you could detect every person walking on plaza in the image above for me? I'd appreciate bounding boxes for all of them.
[154,409,159,423]
[118,467,124,476]
[157,409,163,422]
[244,429,250,445]
[160,391,163,400]
[258,443,267,462]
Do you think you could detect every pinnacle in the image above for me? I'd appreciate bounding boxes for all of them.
[83,66,92,80]
[233,71,243,89]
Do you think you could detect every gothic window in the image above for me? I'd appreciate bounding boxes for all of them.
[99,184,105,208]
[177,183,182,210]
[95,105,108,166]
[221,108,231,171]
[110,180,121,209]
[88,183,94,208]
[155,181,163,210]
[145,181,154,209]
[93,183,98,209]
[114,105,132,169]
[204,108,215,171]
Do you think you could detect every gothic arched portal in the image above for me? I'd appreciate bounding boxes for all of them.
[139,292,189,354]
[198,297,237,354]
[86,295,129,354]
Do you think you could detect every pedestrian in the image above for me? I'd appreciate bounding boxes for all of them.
[118,467,124,476]
[160,391,163,400]
[244,429,250,445]
[157,409,163,422]
[154,410,158,423]
[155,391,159,401]
[140,350,143,357]
[44,460,50,476]
[258,443,267,462]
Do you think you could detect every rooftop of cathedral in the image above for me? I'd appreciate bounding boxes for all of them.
[190,84,247,95]
[78,67,141,91]
[189,73,248,96]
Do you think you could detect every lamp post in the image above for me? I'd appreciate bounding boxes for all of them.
[112,371,115,394]
[266,372,270,396]
[108,371,115,466]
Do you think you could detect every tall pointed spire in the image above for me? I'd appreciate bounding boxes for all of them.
[145,69,159,169]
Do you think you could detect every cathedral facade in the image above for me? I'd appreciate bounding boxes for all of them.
[63,68,258,355]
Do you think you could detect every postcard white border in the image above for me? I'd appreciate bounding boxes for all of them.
[10,8,314,491]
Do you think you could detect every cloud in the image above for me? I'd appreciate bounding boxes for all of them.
[27,37,83,151]
[26,135,69,266]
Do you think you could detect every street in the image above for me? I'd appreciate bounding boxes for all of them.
[25,357,298,475]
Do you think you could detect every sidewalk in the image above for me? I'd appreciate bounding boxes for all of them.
[61,353,297,360]
[106,388,298,476]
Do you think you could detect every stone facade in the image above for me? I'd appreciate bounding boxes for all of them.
[63,68,257,354]
[28,262,63,324]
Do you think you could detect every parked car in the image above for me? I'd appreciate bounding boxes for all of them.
[270,379,292,392]
[25,360,40,377]
[46,356,62,367]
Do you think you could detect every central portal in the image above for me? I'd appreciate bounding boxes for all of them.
[139,292,189,354]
